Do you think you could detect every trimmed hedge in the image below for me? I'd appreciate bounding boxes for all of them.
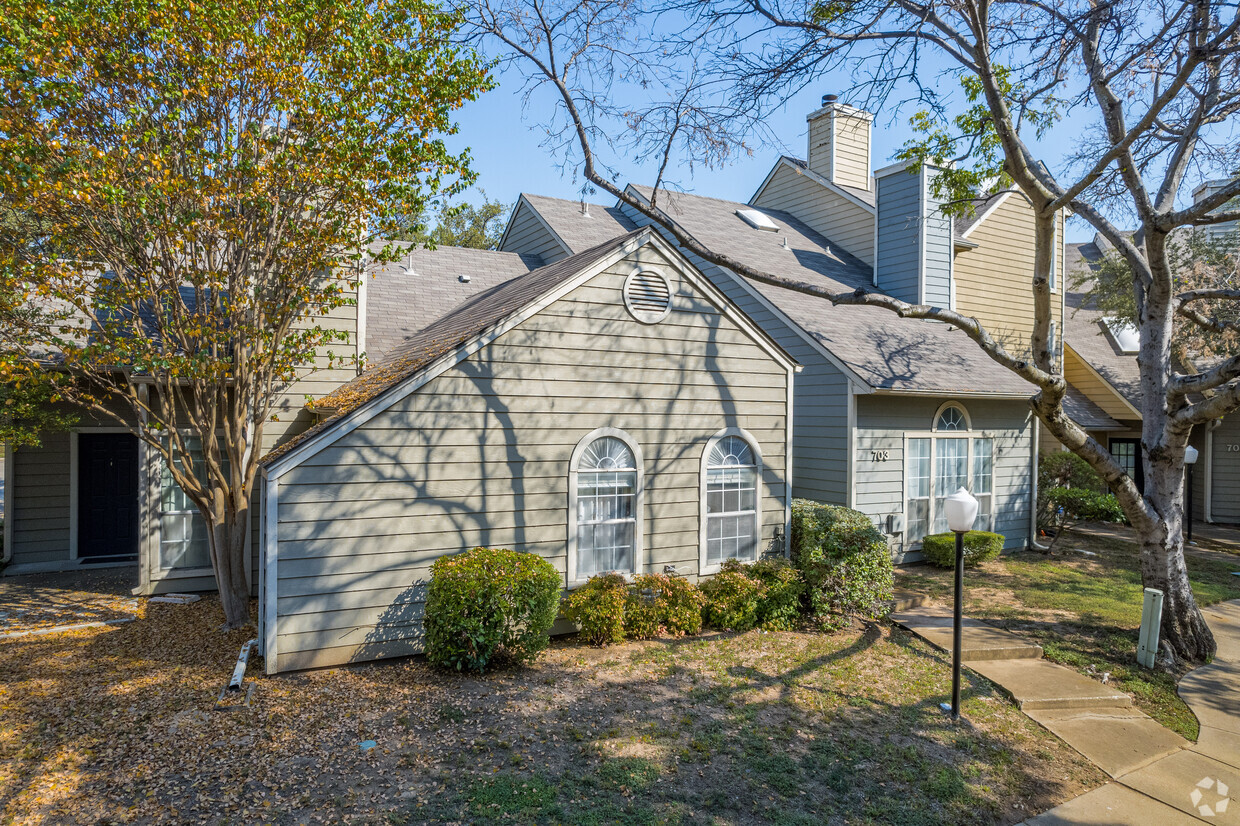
[564,572,706,645]
[563,573,629,645]
[790,500,893,630]
[920,531,1005,569]
[424,547,562,672]
[700,567,764,632]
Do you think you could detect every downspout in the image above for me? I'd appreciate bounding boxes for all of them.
[1029,413,1050,551]
[1205,419,1221,523]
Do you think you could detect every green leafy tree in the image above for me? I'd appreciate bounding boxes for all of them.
[0,0,491,627]
[396,192,510,249]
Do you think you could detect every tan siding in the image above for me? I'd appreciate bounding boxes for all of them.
[499,201,569,262]
[752,164,874,265]
[953,198,1065,358]
[1063,349,1139,420]
[271,244,791,671]
[831,113,871,191]
[806,115,833,180]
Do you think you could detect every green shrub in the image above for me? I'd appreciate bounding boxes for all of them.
[700,568,764,632]
[1039,451,1107,493]
[723,557,805,631]
[791,500,893,630]
[1045,487,1127,523]
[424,547,562,673]
[920,531,1006,569]
[563,573,629,645]
[627,573,704,638]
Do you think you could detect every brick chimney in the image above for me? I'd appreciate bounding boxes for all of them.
[806,94,874,191]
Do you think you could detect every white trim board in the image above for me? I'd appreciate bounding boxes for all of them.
[263,228,800,480]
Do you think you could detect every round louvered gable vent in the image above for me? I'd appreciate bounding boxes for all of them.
[623,270,672,323]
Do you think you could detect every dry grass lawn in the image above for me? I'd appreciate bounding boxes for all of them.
[0,590,1106,826]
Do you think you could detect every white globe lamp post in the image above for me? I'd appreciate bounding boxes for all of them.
[941,487,978,722]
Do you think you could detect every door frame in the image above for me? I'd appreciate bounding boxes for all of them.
[69,427,142,563]
[1108,437,1145,494]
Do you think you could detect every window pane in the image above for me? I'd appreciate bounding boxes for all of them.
[576,464,637,576]
[907,499,930,545]
[976,495,994,532]
[936,407,966,431]
[973,438,993,496]
[933,438,968,534]
[706,449,757,565]
[158,436,224,572]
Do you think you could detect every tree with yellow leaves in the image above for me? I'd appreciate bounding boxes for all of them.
[0,0,492,627]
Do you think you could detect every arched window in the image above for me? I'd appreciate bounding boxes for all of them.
[701,429,763,572]
[907,403,993,543]
[569,429,643,583]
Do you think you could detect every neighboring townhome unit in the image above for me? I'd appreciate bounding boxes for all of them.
[257,229,797,672]
[1064,235,1240,526]
[498,99,1062,560]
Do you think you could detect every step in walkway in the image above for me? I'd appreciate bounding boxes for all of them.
[890,597,1240,824]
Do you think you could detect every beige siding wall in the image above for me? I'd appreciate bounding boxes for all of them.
[752,164,875,266]
[1063,349,1138,421]
[499,201,569,263]
[261,267,363,455]
[806,114,833,181]
[270,244,791,671]
[953,199,1065,359]
[831,112,871,192]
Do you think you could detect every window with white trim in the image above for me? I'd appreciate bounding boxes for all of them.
[704,434,760,566]
[572,435,639,578]
[907,404,995,544]
[158,434,222,571]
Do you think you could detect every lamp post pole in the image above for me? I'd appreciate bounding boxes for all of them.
[1185,446,1199,544]
[951,527,964,721]
[941,487,978,724]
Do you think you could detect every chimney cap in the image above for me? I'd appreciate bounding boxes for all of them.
[821,94,839,106]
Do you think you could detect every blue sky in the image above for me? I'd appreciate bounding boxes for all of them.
[445,68,1103,241]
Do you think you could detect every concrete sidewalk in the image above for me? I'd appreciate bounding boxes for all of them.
[891,597,1240,824]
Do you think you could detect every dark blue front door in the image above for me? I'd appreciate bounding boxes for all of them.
[78,433,140,560]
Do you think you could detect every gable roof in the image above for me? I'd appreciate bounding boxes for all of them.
[955,190,1014,240]
[516,193,639,253]
[365,241,543,363]
[524,188,1033,397]
[1063,241,1143,413]
[264,228,797,475]
[755,157,876,211]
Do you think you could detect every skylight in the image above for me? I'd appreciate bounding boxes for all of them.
[1102,317,1140,354]
[735,209,779,232]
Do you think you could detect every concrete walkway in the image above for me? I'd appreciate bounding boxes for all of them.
[890,595,1240,824]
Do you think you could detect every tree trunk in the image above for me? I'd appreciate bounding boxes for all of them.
[1140,458,1215,665]
[208,500,252,630]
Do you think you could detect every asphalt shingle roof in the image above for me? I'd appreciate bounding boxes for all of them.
[263,231,644,464]
[531,188,1033,396]
[516,194,638,255]
[365,241,543,363]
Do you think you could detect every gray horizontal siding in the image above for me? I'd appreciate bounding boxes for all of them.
[923,172,952,308]
[1211,413,1240,523]
[875,168,922,305]
[852,395,1033,560]
[9,432,71,565]
[752,163,874,265]
[617,203,852,506]
[271,243,790,672]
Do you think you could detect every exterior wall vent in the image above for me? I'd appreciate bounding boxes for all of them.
[623,270,673,323]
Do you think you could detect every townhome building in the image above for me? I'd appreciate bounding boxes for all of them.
[500,97,1071,560]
